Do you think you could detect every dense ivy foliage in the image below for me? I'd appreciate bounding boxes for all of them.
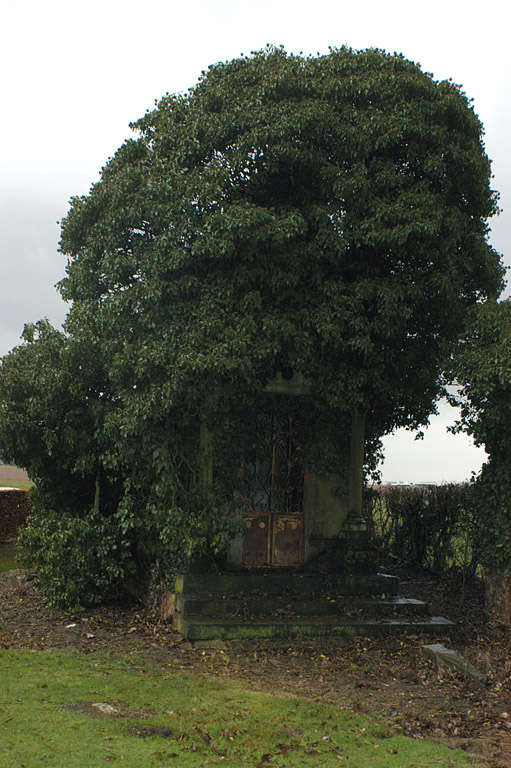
[0,47,503,608]
[451,300,511,574]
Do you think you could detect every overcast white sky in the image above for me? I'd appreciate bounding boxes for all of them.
[1,0,509,482]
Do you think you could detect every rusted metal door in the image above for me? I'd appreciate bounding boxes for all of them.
[242,412,305,567]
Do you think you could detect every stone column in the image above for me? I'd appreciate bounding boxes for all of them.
[341,407,374,572]
[346,407,366,529]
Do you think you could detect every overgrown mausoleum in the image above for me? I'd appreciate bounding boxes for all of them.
[167,371,453,641]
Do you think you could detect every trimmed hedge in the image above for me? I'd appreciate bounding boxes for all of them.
[0,490,31,540]
[364,483,479,574]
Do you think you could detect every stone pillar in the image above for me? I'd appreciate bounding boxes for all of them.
[347,407,366,530]
[341,407,374,572]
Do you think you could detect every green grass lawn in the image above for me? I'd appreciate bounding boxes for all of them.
[0,481,33,490]
[0,479,33,490]
[0,650,481,768]
[0,546,18,574]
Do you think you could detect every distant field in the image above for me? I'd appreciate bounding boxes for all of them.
[0,464,32,489]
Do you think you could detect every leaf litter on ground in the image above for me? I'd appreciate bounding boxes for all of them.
[1,568,511,765]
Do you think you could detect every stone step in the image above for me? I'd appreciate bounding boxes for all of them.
[174,571,399,598]
[170,570,453,642]
[176,594,429,619]
[176,615,455,641]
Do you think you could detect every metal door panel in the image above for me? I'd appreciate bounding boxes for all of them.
[243,514,270,566]
[272,514,304,566]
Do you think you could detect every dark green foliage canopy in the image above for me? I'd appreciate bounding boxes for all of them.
[451,300,511,572]
[60,46,502,437]
[0,46,504,606]
[452,301,511,457]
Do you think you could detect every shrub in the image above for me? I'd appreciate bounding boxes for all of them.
[18,505,130,610]
[364,483,479,574]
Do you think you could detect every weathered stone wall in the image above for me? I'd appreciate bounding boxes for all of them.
[0,490,31,540]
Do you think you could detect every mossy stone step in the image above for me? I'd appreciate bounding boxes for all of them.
[176,615,454,641]
[170,571,453,641]
[175,571,399,598]
[176,595,429,619]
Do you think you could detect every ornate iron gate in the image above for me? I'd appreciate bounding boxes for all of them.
[241,411,305,567]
